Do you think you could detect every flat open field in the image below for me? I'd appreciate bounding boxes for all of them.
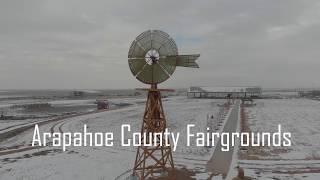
[237,99,320,180]
[1,93,320,180]
[0,95,227,179]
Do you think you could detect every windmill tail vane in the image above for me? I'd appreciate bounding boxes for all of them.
[167,54,200,68]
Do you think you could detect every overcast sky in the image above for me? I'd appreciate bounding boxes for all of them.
[1,0,320,89]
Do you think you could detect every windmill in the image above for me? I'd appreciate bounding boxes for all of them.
[128,30,199,179]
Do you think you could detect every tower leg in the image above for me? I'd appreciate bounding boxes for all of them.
[133,87,174,180]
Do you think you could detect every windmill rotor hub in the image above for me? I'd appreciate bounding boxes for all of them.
[145,49,160,65]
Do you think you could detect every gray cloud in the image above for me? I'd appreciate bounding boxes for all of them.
[0,0,319,89]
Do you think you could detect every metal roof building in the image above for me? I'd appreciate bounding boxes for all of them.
[187,86,262,99]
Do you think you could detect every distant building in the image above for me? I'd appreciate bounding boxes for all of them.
[187,86,262,99]
[298,90,320,98]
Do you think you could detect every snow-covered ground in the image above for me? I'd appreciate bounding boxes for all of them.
[2,96,319,179]
[238,99,320,179]
[0,97,140,133]
[0,96,226,180]
[246,99,320,160]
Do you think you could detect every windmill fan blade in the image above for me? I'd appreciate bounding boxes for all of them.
[135,63,169,84]
[128,57,145,60]
[152,63,170,82]
[135,64,153,83]
[128,40,147,58]
[128,58,147,76]
[174,54,200,68]
[158,57,176,75]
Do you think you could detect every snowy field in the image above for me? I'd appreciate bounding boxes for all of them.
[0,96,227,180]
[1,96,320,179]
[0,97,138,134]
[238,99,320,179]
